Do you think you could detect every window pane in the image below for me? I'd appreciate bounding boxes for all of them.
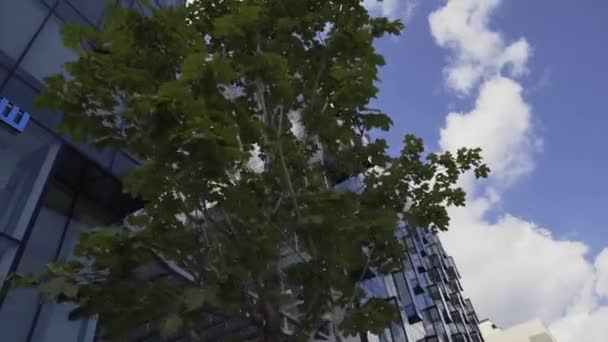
[361,276,388,299]
[4,74,64,128]
[30,193,112,342]
[0,234,18,285]
[0,67,7,87]
[384,275,398,298]
[118,0,134,9]
[0,0,48,61]
[111,152,139,176]
[151,0,186,7]
[0,184,74,342]
[31,304,95,342]
[0,122,60,238]
[393,272,414,306]
[72,140,114,169]
[20,14,76,83]
[66,0,107,25]
[379,328,394,342]
[16,184,73,274]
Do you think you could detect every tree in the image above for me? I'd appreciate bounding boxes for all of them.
[14,0,489,341]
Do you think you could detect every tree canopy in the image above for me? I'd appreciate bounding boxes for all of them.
[15,0,489,341]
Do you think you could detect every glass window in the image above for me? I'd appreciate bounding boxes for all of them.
[0,184,73,342]
[384,275,398,298]
[361,277,388,299]
[118,0,134,8]
[54,1,91,26]
[2,75,63,127]
[0,67,7,87]
[0,0,48,62]
[31,196,111,342]
[20,14,76,84]
[379,328,394,342]
[392,272,413,306]
[66,0,107,25]
[0,181,115,342]
[150,0,185,7]
[111,152,139,176]
[0,144,139,342]
[16,184,73,273]
[72,140,115,171]
[0,121,60,239]
[390,323,407,342]
[0,234,18,285]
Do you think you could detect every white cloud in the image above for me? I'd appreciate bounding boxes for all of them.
[363,0,399,18]
[550,307,608,342]
[594,249,608,297]
[429,0,530,94]
[246,143,265,174]
[439,76,537,188]
[429,1,608,341]
[402,0,420,22]
[363,0,419,21]
[442,202,601,326]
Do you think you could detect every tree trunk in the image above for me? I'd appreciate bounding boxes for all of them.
[258,300,283,342]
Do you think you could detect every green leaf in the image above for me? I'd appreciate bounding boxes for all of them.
[360,113,393,131]
[160,314,183,337]
[10,274,39,289]
[181,52,207,82]
[183,288,207,312]
[39,277,78,300]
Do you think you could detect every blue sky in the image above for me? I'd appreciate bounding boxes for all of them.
[366,0,608,341]
[376,0,608,254]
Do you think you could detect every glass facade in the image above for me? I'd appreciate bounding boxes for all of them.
[0,1,172,341]
[0,147,140,342]
[357,225,485,342]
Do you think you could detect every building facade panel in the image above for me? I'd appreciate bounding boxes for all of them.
[356,224,484,342]
[0,1,161,341]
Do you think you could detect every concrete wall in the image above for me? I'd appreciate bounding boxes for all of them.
[480,319,556,342]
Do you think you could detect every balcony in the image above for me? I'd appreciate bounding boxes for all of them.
[429,254,442,269]
[421,306,442,323]
[427,284,441,301]
[463,299,475,315]
[428,267,444,284]
[416,336,440,342]
[466,313,480,325]
[450,333,467,342]
[445,257,461,279]
[404,304,423,324]
[469,331,482,342]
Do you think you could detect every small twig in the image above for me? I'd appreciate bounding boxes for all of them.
[344,245,375,309]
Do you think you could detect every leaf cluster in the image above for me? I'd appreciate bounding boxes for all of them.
[23,0,489,340]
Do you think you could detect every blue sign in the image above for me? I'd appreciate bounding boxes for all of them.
[0,97,30,132]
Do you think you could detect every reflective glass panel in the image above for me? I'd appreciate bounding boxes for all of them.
[31,196,111,342]
[0,122,59,238]
[0,234,18,284]
[67,0,106,24]
[0,0,48,61]
[20,14,76,83]
[0,184,73,342]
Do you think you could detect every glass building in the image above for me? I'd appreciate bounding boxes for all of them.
[0,1,484,342]
[0,1,183,342]
[357,223,484,342]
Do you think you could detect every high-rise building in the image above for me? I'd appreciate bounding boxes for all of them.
[479,319,556,342]
[353,222,485,342]
[0,1,484,341]
[0,1,183,341]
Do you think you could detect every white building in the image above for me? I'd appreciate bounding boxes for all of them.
[479,319,556,342]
